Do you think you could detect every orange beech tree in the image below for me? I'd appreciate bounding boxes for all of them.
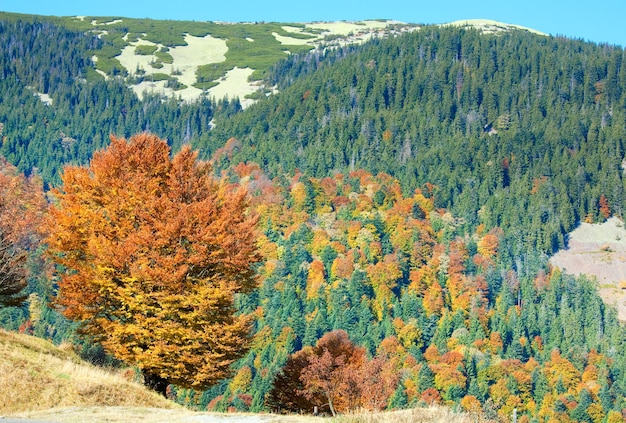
[46,133,260,395]
[267,330,398,416]
[0,157,47,307]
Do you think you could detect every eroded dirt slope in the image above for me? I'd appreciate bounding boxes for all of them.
[550,217,626,321]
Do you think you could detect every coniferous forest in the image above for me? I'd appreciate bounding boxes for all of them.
[202,26,626,258]
[1,12,626,422]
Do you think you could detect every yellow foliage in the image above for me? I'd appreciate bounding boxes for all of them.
[306,260,326,300]
[423,282,444,316]
[489,378,510,407]
[524,357,540,373]
[229,366,252,393]
[346,221,363,249]
[433,364,466,395]
[261,259,279,278]
[366,255,401,290]
[356,224,380,250]
[587,402,605,423]
[310,229,331,256]
[538,393,555,421]
[447,274,476,314]
[499,394,522,419]
[446,337,460,351]
[544,349,581,392]
[460,395,482,413]
[408,269,428,296]
[290,182,308,211]
[256,234,278,260]
[396,321,422,349]
[524,399,537,415]
[275,326,295,353]
[606,410,625,423]
[413,189,434,214]
[403,377,419,403]
[387,220,413,253]
[477,233,499,259]
[487,332,504,354]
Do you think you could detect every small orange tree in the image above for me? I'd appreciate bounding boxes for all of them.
[268,330,398,416]
[0,157,47,307]
[46,133,259,395]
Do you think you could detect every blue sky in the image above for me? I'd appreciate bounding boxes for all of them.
[0,0,624,47]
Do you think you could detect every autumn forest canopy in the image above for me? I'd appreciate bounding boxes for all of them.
[1,12,626,423]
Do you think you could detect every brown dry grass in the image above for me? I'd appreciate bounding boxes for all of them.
[335,408,487,423]
[0,328,174,415]
[13,407,484,423]
[12,407,330,422]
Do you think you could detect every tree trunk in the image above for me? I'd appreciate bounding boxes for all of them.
[143,372,169,397]
[327,393,336,417]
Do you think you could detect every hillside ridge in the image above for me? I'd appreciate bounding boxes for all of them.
[84,16,545,106]
[71,15,416,107]
[0,11,546,107]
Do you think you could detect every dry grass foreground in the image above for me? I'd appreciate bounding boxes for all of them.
[0,328,173,414]
[12,407,485,423]
[1,328,483,422]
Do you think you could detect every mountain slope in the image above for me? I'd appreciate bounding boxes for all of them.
[187,167,626,422]
[0,12,411,183]
[0,12,412,107]
[2,12,626,423]
[199,24,626,258]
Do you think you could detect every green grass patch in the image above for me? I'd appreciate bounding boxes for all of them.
[123,32,143,43]
[57,372,71,380]
[94,56,127,76]
[273,28,317,40]
[244,89,271,101]
[323,33,346,42]
[154,49,174,64]
[149,73,169,81]
[84,67,105,83]
[134,44,158,55]
[93,44,122,60]
[195,63,226,87]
